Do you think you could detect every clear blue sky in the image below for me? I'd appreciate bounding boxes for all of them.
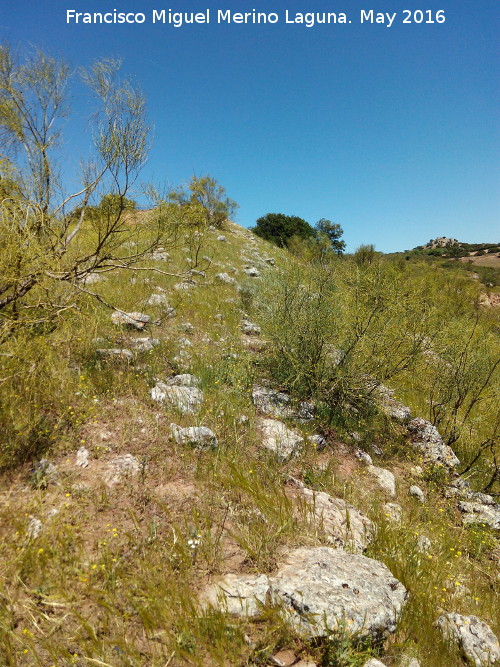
[1,0,498,251]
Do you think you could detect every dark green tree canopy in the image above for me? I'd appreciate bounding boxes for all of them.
[253,213,315,247]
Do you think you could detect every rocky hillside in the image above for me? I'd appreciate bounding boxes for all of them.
[0,221,498,667]
[412,238,500,266]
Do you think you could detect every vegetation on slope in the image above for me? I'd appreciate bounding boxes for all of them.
[0,44,498,667]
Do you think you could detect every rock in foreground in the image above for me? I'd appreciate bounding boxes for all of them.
[271,547,407,639]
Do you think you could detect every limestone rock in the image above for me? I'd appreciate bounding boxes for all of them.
[243,266,260,277]
[408,417,460,468]
[174,281,194,291]
[307,434,327,451]
[111,311,150,331]
[127,337,161,352]
[149,249,170,261]
[458,501,500,530]
[151,383,204,414]
[104,454,140,486]
[416,535,431,553]
[165,374,201,388]
[217,235,227,242]
[96,348,133,360]
[242,320,261,336]
[215,272,237,285]
[81,271,104,285]
[170,423,217,450]
[147,293,170,307]
[75,447,89,468]
[355,449,373,466]
[368,466,396,496]
[252,385,314,421]
[400,658,421,667]
[363,660,387,667]
[375,385,411,421]
[409,485,425,503]
[383,503,403,524]
[294,483,374,552]
[200,574,270,617]
[270,547,407,639]
[27,517,43,539]
[436,613,500,666]
[33,459,58,485]
[259,418,303,461]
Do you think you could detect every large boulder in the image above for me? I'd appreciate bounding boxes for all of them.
[436,613,500,666]
[293,483,374,552]
[259,418,303,461]
[407,417,460,468]
[252,385,314,421]
[270,547,407,639]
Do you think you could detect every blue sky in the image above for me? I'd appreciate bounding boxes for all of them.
[1,0,498,251]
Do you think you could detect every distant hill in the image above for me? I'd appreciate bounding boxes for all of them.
[408,237,500,264]
[413,236,500,257]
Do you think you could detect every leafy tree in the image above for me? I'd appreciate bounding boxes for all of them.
[0,45,185,341]
[169,175,237,228]
[253,213,315,247]
[315,219,346,254]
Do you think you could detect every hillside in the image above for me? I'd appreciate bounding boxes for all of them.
[409,238,500,269]
[0,220,499,667]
